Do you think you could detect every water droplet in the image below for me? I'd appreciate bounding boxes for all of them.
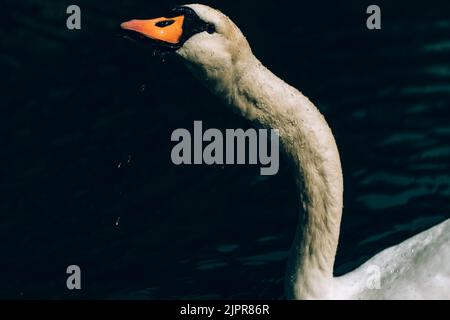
[120,34,136,42]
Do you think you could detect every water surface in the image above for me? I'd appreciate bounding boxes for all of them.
[1,0,449,299]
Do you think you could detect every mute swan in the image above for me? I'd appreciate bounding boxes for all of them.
[121,4,450,299]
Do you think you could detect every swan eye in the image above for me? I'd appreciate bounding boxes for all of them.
[206,23,216,34]
[156,19,175,28]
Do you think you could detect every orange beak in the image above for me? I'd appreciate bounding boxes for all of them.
[120,16,185,44]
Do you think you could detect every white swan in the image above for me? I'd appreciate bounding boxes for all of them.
[121,4,450,299]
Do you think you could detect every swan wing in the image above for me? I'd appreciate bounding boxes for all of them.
[336,219,450,299]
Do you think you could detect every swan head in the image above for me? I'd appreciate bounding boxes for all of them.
[121,4,253,94]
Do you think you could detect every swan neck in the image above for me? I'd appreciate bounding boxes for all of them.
[231,56,344,299]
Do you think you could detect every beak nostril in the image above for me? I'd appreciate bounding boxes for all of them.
[156,19,176,28]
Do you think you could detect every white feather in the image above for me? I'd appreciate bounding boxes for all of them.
[175,4,450,299]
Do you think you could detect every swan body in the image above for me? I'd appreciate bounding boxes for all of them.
[121,4,450,299]
[336,219,450,299]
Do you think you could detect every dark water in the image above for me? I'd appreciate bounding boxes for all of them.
[1,0,450,299]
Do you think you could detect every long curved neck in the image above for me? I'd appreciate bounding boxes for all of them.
[221,55,344,299]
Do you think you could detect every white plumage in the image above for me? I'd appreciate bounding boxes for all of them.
[175,4,450,299]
